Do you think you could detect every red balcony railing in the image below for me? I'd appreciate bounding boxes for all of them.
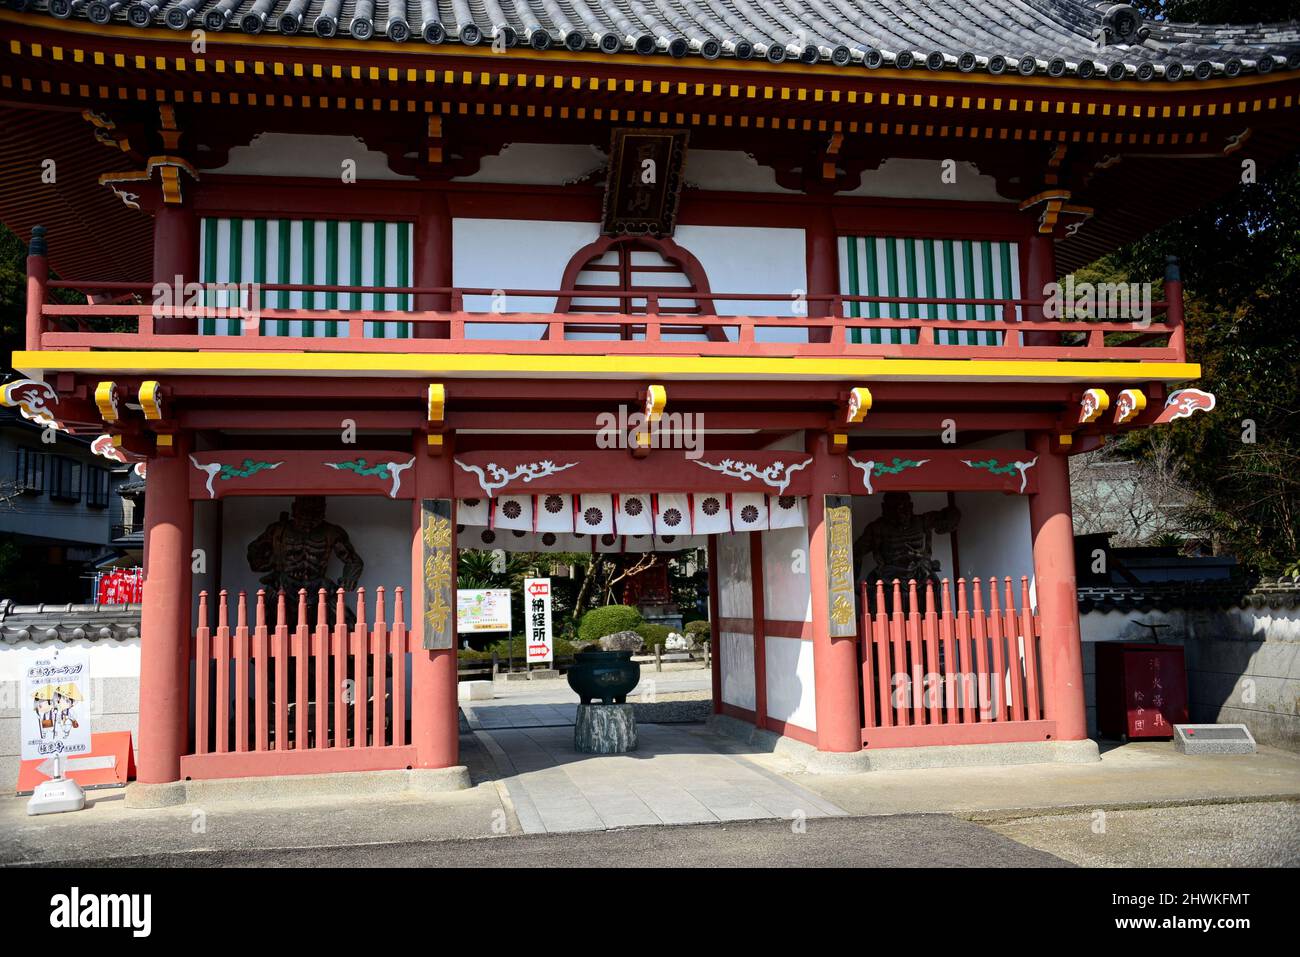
[24,277,1186,363]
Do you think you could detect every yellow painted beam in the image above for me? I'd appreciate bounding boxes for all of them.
[11,351,1200,384]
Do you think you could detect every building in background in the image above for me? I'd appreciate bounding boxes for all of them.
[0,408,137,603]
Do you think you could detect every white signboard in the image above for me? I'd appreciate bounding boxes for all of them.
[21,648,92,762]
[456,588,512,633]
[524,578,553,665]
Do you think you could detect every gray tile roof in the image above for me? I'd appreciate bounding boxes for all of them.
[0,600,141,643]
[16,0,1300,78]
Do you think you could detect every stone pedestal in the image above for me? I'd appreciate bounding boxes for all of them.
[574,703,638,754]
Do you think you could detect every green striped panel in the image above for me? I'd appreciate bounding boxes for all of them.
[839,237,1020,347]
[199,217,414,338]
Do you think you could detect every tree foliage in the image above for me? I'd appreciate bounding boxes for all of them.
[1099,154,1300,573]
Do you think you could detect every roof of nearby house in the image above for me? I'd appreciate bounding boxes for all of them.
[0,600,141,643]
[17,0,1300,78]
[1076,575,1300,613]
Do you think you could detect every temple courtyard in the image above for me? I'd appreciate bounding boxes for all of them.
[2,666,1297,868]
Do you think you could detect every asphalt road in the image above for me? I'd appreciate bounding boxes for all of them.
[41,814,1068,868]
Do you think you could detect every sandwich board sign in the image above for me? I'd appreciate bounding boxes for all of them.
[524,578,553,666]
[21,647,92,763]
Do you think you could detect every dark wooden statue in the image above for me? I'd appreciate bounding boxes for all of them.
[247,495,364,626]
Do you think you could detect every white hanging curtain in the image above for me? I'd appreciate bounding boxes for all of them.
[730,493,769,532]
[536,493,575,533]
[575,494,616,535]
[767,494,806,529]
[691,492,732,535]
[615,493,654,535]
[457,498,490,526]
[653,493,692,535]
[493,495,532,531]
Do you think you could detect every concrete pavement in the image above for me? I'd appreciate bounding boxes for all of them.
[16,814,1069,868]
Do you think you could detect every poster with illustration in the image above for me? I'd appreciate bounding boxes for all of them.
[20,648,92,762]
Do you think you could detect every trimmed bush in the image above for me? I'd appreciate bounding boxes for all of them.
[578,604,643,644]
[685,619,711,639]
[636,622,673,649]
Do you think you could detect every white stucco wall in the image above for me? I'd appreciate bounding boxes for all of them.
[761,525,812,622]
[674,224,807,320]
[764,636,817,731]
[452,217,600,318]
[210,133,417,181]
[952,492,1035,585]
[216,496,411,602]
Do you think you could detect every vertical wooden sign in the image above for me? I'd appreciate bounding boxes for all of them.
[825,495,857,638]
[421,498,454,650]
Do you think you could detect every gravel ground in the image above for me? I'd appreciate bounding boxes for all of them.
[983,800,1300,867]
[630,687,712,723]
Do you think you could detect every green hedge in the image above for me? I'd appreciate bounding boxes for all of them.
[578,604,644,644]
[685,619,711,638]
[457,636,580,662]
[635,623,673,649]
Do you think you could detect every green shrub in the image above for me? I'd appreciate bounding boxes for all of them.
[578,604,643,644]
[458,636,579,661]
[635,623,672,649]
[685,619,711,638]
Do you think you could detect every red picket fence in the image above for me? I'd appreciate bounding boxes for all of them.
[859,577,1056,748]
[181,586,416,780]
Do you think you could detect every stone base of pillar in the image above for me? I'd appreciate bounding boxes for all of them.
[574,703,638,754]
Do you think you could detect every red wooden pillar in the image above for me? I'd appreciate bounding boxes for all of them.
[413,191,452,337]
[1021,233,1054,342]
[152,203,199,335]
[136,433,195,784]
[25,226,48,352]
[409,432,459,767]
[805,204,837,342]
[807,434,861,753]
[749,530,767,730]
[1028,431,1088,740]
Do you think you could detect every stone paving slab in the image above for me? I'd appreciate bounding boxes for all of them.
[478,722,848,834]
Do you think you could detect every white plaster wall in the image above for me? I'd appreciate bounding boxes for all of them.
[762,525,812,622]
[452,218,600,323]
[216,496,411,601]
[209,133,417,181]
[764,635,817,730]
[1080,607,1300,644]
[674,224,807,321]
[0,639,140,681]
[454,143,606,185]
[682,150,797,194]
[952,492,1035,584]
[843,158,1008,202]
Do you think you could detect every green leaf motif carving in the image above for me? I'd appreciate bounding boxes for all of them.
[219,459,280,481]
[872,457,927,476]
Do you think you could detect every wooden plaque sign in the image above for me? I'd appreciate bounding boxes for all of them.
[421,499,455,651]
[824,495,857,639]
[602,128,689,237]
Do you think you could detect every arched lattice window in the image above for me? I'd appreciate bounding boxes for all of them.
[556,235,714,317]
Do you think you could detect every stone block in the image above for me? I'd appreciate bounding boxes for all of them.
[574,703,637,754]
[457,680,493,702]
[1173,723,1257,755]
